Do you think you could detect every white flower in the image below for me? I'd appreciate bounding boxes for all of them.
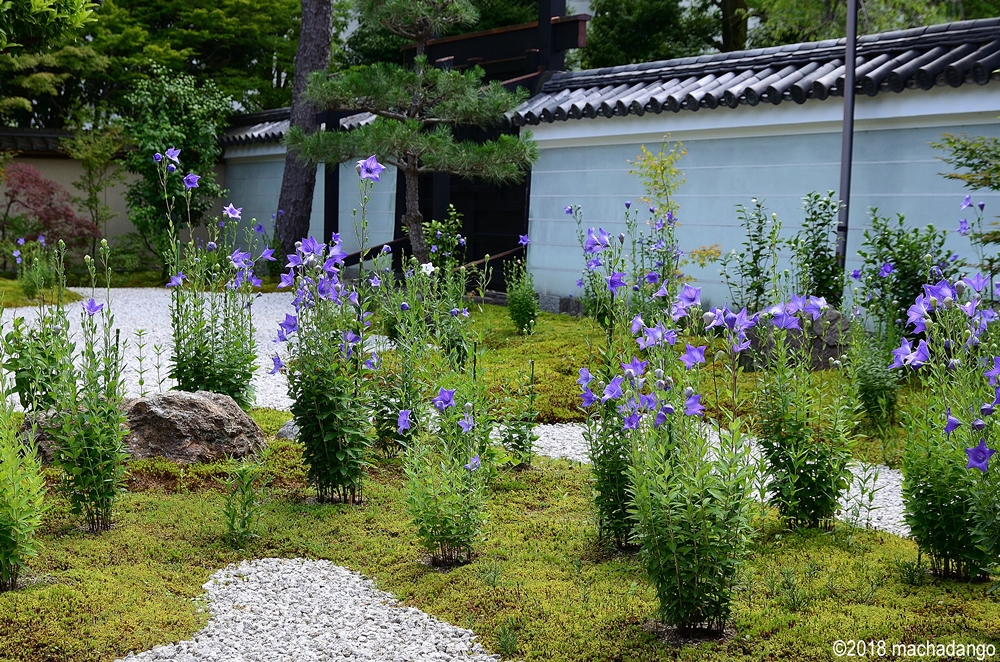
[419,263,436,275]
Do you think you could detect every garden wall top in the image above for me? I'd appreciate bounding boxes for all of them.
[508,17,1000,125]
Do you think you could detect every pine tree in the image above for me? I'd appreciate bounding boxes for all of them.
[287,0,537,264]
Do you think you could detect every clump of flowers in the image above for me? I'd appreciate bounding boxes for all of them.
[405,388,488,565]
[893,261,1000,579]
[274,156,390,504]
[157,150,268,408]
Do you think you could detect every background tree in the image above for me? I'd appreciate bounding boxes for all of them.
[1,0,322,128]
[61,123,128,254]
[120,67,231,261]
[583,0,709,68]
[288,0,538,264]
[0,0,96,53]
[274,0,334,261]
[336,0,536,67]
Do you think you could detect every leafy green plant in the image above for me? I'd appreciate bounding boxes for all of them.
[220,457,269,548]
[47,240,128,533]
[856,210,960,339]
[279,165,389,504]
[2,308,73,412]
[630,418,756,632]
[159,155,263,409]
[895,271,994,580]
[847,321,900,462]
[500,360,538,468]
[422,204,466,272]
[505,257,537,335]
[720,198,785,313]
[121,67,231,261]
[756,326,853,528]
[790,191,843,306]
[0,375,46,592]
[405,395,488,565]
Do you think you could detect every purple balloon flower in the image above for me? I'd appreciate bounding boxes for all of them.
[397,410,412,434]
[581,387,598,407]
[459,413,475,433]
[654,404,675,427]
[518,234,530,246]
[945,407,961,436]
[165,147,181,163]
[966,439,996,472]
[278,271,295,289]
[278,313,298,335]
[964,273,988,293]
[621,356,648,378]
[82,297,104,316]
[677,284,701,309]
[679,344,707,370]
[577,368,593,386]
[772,311,801,330]
[464,454,481,472]
[269,354,284,374]
[432,387,456,412]
[879,262,895,278]
[606,272,627,294]
[684,393,704,417]
[183,173,200,190]
[961,194,973,209]
[222,203,242,219]
[602,375,624,403]
[166,272,186,288]
[357,155,386,181]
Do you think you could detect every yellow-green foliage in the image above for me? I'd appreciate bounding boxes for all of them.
[1,424,998,661]
[468,304,604,423]
[0,278,81,308]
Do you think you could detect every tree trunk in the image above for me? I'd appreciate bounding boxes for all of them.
[719,0,748,52]
[403,166,430,264]
[276,0,333,259]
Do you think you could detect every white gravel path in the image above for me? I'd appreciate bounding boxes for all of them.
[116,558,498,662]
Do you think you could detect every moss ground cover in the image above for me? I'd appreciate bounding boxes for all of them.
[0,278,82,308]
[2,409,997,662]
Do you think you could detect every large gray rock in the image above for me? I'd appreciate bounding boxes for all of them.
[124,391,266,464]
[25,390,266,465]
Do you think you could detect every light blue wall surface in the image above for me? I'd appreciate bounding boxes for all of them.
[527,124,1000,308]
[222,157,326,241]
[223,154,398,255]
[337,162,397,254]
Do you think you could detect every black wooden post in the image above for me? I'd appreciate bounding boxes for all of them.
[538,0,567,72]
[836,0,858,268]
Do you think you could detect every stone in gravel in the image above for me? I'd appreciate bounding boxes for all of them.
[275,419,299,440]
[123,391,266,464]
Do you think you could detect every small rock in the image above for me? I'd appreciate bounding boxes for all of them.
[275,419,299,440]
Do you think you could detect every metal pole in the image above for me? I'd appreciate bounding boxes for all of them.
[836,0,858,269]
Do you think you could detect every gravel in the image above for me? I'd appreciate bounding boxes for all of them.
[116,558,498,662]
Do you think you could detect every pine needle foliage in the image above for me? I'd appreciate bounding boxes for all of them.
[288,0,537,263]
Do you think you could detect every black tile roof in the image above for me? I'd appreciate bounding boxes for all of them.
[508,17,1000,126]
[0,128,73,155]
[221,108,375,147]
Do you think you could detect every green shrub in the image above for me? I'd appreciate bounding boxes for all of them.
[505,258,538,335]
[630,419,756,632]
[47,243,128,533]
[0,380,45,592]
[220,457,268,548]
[756,327,853,528]
[2,311,73,412]
[856,210,960,339]
[790,191,843,306]
[405,387,488,565]
[499,360,538,468]
[166,213,264,410]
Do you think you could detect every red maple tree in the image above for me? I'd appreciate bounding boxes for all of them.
[1,162,100,246]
